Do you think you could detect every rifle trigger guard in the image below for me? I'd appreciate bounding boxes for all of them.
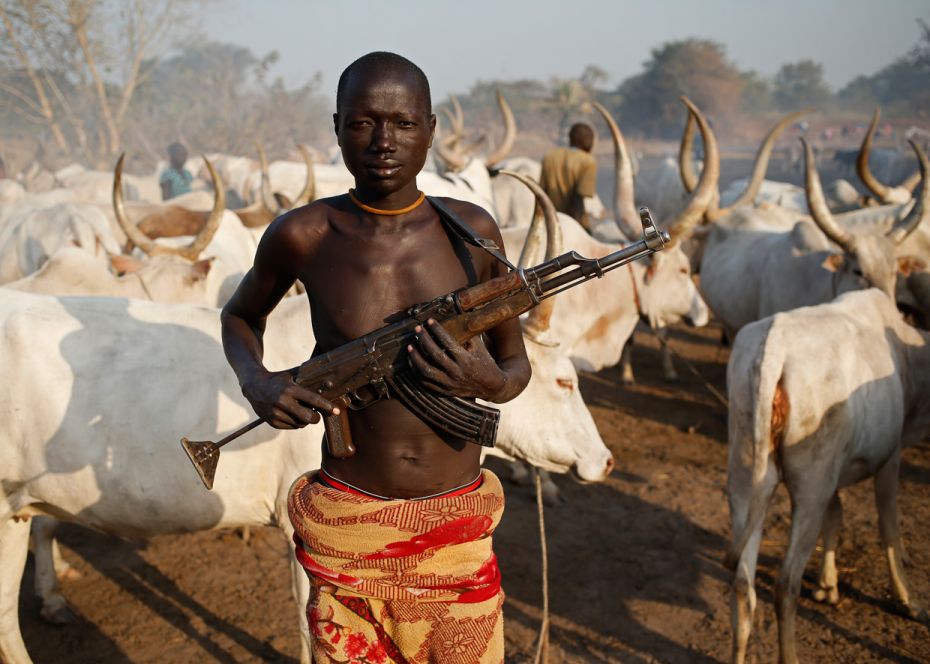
[518,268,540,304]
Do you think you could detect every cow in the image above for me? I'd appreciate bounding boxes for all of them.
[696,139,929,340]
[725,288,930,664]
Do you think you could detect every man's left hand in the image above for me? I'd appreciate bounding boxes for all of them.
[407,319,507,401]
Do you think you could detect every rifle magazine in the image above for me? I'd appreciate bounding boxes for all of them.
[387,371,499,447]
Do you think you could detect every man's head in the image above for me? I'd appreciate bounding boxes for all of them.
[334,52,436,199]
[167,142,187,170]
[569,123,595,152]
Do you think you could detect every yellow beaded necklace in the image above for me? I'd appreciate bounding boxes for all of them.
[348,189,426,216]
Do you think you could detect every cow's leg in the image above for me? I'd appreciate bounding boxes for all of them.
[275,501,313,664]
[620,337,635,385]
[728,463,778,664]
[30,516,76,624]
[776,492,831,664]
[0,517,33,664]
[813,492,842,605]
[874,449,928,623]
[657,327,679,382]
[506,460,531,486]
[538,469,562,506]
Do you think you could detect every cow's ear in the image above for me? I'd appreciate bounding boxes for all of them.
[644,257,657,283]
[897,255,928,276]
[190,257,215,281]
[821,253,845,272]
[111,254,142,275]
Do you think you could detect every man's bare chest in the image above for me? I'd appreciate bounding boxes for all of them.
[299,223,480,346]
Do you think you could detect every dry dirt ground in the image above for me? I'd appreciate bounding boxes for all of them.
[17,322,930,663]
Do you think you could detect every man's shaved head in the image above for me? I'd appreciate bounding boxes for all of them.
[569,123,595,152]
[336,51,431,116]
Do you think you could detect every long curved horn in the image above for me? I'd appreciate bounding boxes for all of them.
[433,119,468,171]
[886,140,929,245]
[667,97,720,244]
[292,144,316,207]
[484,91,516,168]
[113,153,158,255]
[679,111,698,194]
[499,169,563,339]
[178,155,226,260]
[592,101,639,240]
[803,138,855,254]
[900,167,921,195]
[715,108,813,214]
[440,108,462,151]
[857,108,891,200]
[450,94,464,136]
[855,108,910,203]
[256,142,281,214]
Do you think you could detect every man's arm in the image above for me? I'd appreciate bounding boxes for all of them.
[221,213,337,429]
[408,203,531,403]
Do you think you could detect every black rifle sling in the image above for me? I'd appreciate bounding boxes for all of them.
[426,196,516,271]
[379,197,512,447]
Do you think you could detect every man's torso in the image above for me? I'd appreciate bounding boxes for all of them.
[539,146,597,226]
[287,194,493,497]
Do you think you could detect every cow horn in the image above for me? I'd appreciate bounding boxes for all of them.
[711,108,813,218]
[855,108,914,204]
[484,91,516,168]
[179,155,226,260]
[112,153,157,255]
[679,111,698,194]
[667,98,720,244]
[499,169,563,340]
[803,138,855,254]
[256,142,281,214]
[440,108,462,151]
[450,94,465,135]
[592,101,639,240]
[292,144,316,207]
[886,140,929,245]
[434,119,468,171]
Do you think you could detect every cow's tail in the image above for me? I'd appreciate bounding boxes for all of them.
[724,319,788,570]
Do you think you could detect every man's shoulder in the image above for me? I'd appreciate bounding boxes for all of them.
[430,196,501,241]
[260,194,347,252]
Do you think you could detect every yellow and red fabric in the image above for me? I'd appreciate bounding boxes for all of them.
[287,469,506,664]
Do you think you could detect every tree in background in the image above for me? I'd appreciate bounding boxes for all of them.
[0,0,198,165]
[773,60,832,111]
[615,39,745,138]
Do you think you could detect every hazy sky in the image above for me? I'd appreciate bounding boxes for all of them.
[203,0,927,106]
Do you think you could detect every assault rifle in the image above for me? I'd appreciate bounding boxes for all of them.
[182,207,669,489]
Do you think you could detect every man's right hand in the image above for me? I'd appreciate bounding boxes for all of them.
[241,369,339,429]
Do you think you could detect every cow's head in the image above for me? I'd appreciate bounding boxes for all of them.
[638,247,709,329]
[492,338,614,482]
[804,137,929,301]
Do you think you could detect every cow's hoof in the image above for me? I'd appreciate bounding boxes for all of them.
[41,603,76,625]
[813,586,839,605]
[57,566,83,582]
[663,374,680,384]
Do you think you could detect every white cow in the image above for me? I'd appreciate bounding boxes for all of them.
[0,202,123,284]
[697,139,929,339]
[725,289,930,664]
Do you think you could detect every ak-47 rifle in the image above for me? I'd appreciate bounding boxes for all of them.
[182,207,669,489]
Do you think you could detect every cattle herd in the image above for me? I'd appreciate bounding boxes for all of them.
[0,95,928,664]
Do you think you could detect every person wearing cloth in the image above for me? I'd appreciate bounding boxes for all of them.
[538,122,600,231]
[220,51,530,663]
[159,142,193,200]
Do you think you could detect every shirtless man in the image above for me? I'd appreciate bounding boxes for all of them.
[221,52,530,663]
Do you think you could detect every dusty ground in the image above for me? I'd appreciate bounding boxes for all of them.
[17,321,930,663]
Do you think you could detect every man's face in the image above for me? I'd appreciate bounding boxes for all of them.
[169,147,187,170]
[334,69,435,197]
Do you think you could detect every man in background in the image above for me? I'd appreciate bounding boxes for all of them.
[538,122,599,230]
[159,142,192,200]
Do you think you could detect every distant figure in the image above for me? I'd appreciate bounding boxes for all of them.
[160,142,192,200]
[538,122,598,231]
